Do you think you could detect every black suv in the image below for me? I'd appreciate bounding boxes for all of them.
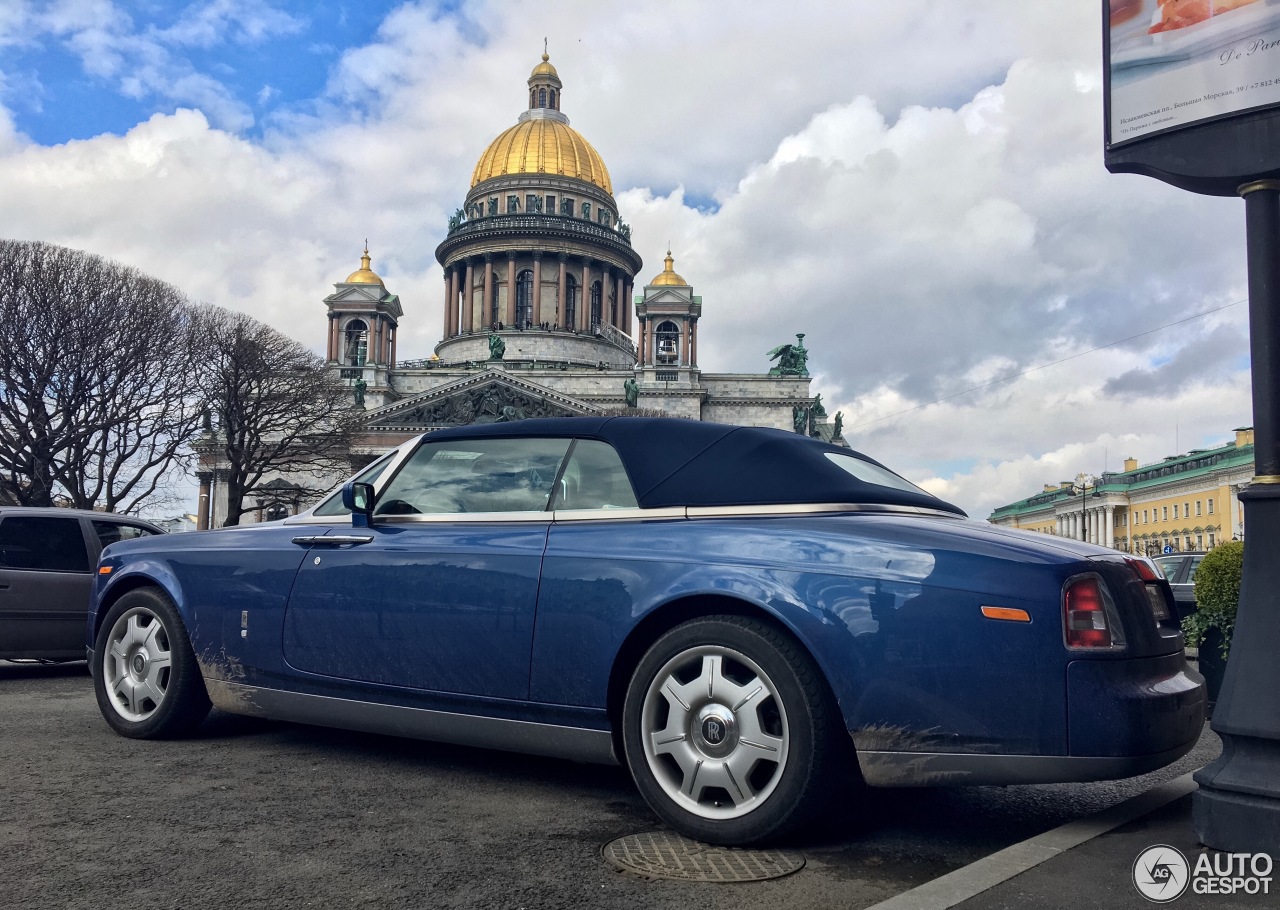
[0,507,164,661]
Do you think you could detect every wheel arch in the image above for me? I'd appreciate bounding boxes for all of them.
[605,593,840,763]
[91,571,182,646]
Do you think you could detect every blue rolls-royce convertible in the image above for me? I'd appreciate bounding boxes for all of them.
[87,418,1205,845]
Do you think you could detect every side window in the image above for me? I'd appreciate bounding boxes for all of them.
[550,440,638,510]
[0,516,91,572]
[313,450,398,516]
[376,437,572,515]
[92,520,158,549]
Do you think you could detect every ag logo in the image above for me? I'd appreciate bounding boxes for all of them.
[1133,845,1190,902]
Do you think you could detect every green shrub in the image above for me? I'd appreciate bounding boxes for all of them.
[1181,540,1243,659]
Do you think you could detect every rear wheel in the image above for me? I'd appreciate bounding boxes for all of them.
[93,588,210,738]
[622,615,844,845]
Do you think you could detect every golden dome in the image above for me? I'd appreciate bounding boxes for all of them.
[531,53,558,78]
[651,250,687,286]
[471,117,612,193]
[345,245,383,285]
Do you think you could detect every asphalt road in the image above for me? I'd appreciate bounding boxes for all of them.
[0,660,1220,910]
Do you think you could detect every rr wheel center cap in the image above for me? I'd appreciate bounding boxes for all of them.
[131,652,147,676]
[693,704,739,757]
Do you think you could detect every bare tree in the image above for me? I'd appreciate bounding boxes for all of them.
[197,306,361,526]
[0,240,206,512]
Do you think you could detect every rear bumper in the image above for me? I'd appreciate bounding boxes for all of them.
[854,651,1205,788]
[1066,651,1205,757]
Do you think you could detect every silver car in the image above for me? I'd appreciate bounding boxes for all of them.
[0,507,164,661]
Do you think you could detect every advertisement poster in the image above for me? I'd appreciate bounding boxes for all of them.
[1108,0,1280,146]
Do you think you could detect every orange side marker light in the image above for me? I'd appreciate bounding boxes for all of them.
[981,605,1030,622]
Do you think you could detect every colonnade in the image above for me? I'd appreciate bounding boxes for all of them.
[1056,505,1115,547]
[441,254,633,339]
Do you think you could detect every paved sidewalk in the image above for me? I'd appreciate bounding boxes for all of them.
[864,773,1269,910]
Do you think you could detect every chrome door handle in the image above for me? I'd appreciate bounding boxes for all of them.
[291,535,375,547]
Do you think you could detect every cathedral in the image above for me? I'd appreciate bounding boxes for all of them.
[198,54,834,527]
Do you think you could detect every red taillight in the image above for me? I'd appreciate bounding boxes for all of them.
[1124,556,1161,582]
[1063,576,1112,648]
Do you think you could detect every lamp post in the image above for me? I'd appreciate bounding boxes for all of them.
[1073,473,1095,543]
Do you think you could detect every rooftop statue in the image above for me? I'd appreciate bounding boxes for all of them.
[488,333,507,360]
[768,333,810,377]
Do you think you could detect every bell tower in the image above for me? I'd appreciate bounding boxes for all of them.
[323,244,403,409]
[636,250,701,385]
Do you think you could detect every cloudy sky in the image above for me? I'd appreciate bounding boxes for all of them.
[0,0,1257,518]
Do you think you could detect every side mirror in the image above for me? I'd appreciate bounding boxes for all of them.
[343,481,375,528]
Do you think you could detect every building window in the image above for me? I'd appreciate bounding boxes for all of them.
[565,274,578,327]
[1163,506,1168,521]
[344,319,368,366]
[549,89,556,107]
[1207,498,1214,514]
[1196,534,1203,549]
[1144,509,1149,523]
[1173,504,1179,519]
[1196,500,1202,516]
[1184,501,1190,518]
[516,270,534,326]
[538,88,547,108]
[1209,532,1216,547]
[655,320,681,365]
[547,195,556,213]
[590,281,602,328]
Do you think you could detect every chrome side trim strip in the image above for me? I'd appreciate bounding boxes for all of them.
[205,681,618,765]
[552,506,687,522]
[686,503,959,519]
[854,739,1198,787]
[378,510,553,524]
[292,502,958,527]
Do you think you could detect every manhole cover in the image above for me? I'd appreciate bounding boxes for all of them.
[603,831,805,883]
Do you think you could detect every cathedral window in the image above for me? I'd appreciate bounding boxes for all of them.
[561,197,574,216]
[655,320,680,365]
[565,275,578,327]
[549,89,556,108]
[590,281,602,328]
[538,88,547,108]
[516,269,534,326]
[490,275,500,326]
[344,319,369,367]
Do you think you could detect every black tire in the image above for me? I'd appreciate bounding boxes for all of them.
[621,615,845,845]
[92,587,211,739]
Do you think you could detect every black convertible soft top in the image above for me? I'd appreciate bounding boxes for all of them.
[421,417,966,516]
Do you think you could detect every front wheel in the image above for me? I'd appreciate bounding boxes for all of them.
[622,615,845,845]
[93,588,211,738]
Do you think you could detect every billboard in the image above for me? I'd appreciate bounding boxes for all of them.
[1107,0,1280,147]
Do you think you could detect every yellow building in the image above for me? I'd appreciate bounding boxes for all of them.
[988,428,1254,554]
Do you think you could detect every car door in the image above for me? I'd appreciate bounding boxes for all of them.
[282,435,572,699]
[0,513,94,658]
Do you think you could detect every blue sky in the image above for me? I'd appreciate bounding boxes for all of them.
[0,1,1256,517]
[3,1,402,143]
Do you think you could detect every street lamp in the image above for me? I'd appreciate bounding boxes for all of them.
[1072,472,1096,542]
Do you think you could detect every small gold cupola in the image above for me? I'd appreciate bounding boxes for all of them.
[528,52,562,111]
[651,250,688,286]
[345,243,384,285]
